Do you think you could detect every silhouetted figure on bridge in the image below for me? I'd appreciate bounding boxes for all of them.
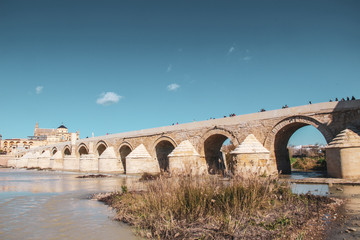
[352,96,356,100]
[335,98,338,101]
[309,101,312,104]
[347,96,350,101]
[341,98,345,101]
[329,99,333,102]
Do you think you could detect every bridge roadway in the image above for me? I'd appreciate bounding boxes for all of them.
[9,100,360,179]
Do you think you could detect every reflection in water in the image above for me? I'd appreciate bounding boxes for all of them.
[1,169,359,239]
[0,169,138,240]
[282,170,327,180]
[286,171,360,240]
[291,183,329,196]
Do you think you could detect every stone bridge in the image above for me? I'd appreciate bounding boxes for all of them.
[8,100,360,179]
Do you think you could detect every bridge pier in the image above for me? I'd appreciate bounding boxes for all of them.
[27,152,40,168]
[126,144,160,174]
[98,147,124,173]
[326,128,360,179]
[50,151,63,170]
[63,135,81,171]
[79,154,98,172]
[63,155,79,171]
[17,153,29,168]
[7,157,17,168]
[168,140,207,175]
[38,151,51,169]
[230,134,275,176]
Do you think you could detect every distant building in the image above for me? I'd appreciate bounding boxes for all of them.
[0,123,79,154]
[33,122,79,143]
[288,144,325,157]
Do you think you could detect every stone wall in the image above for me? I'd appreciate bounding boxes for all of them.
[8,100,360,178]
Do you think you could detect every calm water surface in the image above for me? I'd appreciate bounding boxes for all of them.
[0,168,138,240]
[283,170,360,239]
[1,168,359,239]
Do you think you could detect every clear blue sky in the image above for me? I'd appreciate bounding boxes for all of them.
[0,0,359,145]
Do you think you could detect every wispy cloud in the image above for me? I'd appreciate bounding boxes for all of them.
[243,56,252,61]
[167,83,180,91]
[167,64,172,72]
[35,86,44,94]
[227,46,235,55]
[96,92,123,105]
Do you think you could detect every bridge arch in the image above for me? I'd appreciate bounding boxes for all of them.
[77,143,89,157]
[118,142,133,173]
[264,115,334,174]
[63,145,71,156]
[153,136,177,172]
[199,128,239,174]
[95,140,108,156]
[51,147,58,156]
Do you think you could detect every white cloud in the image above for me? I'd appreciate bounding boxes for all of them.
[167,64,172,72]
[243,56,252,61]
[228,46,235,54]
[96,92,123,105]
[35,86,44,94]
[167,83,180,91]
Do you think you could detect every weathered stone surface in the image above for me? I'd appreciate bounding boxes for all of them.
[27,152,40,168]
[327,127,360,148]
[98,147,124,173]
[168,140,207,175]
[79,154,98,172]
[7,157,17,168]
[38,150,51,169]
[12,100,360,178]
[326,128,360,179]
[50,151,63,170]
[126,144,160,174]
[0,155,12,167]
[231,134,274,176]
[16,152,30,168]
[231,134,270,154]
[63,155,79,171]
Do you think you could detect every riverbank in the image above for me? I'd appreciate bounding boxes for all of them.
[96,175,342,239]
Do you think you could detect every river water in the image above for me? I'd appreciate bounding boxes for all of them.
[1,168,359,239]
[282,171,360,239]
[0,168,138,240]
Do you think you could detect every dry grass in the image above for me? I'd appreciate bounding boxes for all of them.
[291,157,326,171]
[99,175,337,239]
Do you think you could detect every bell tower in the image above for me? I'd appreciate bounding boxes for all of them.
[34,122,39,136]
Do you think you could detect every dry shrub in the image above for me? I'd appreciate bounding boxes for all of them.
[291,157,326,171]
[139,172,161,181]
[99,175,335,239]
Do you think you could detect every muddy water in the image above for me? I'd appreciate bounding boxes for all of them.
[325,185,360,239]
[282,171,360,239]
[0,168,139,240]
[1,168,359,240]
